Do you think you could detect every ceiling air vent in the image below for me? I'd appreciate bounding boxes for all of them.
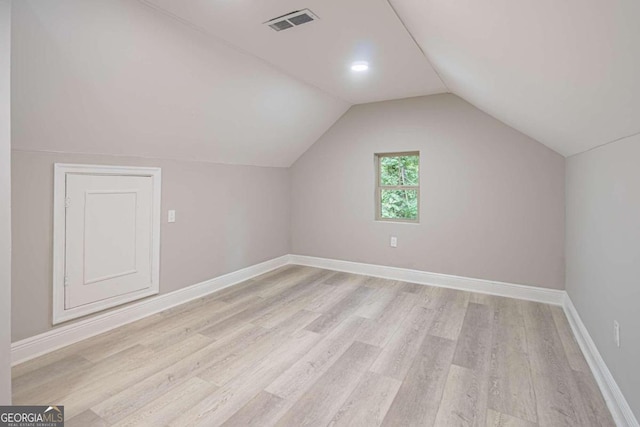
[265,9,319,32]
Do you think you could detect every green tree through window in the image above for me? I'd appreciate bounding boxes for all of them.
[376,152,419,221]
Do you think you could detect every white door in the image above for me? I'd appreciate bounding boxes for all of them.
[53,164,161,323]
[65,174,154,309]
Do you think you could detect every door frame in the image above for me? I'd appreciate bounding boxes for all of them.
[53,163,162,324]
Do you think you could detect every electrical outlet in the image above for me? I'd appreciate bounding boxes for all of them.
[390,236,397,248]
[614,320,620,347]
[168,210,176,223]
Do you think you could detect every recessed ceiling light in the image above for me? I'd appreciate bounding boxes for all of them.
[351,61,369,72]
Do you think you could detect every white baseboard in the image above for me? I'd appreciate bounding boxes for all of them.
[11,255,290,366]
[562,295,639,427]
[14,254,564,365]
[11,252,636,427]
[292,254,636,426]
[289,255,565,305]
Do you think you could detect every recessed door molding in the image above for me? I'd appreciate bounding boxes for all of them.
[53,163,161,324]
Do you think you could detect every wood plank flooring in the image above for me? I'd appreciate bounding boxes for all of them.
[12,265,614,426]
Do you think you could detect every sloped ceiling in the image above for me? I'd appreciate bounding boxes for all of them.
[141,0,447,104]
[389,0,640,156]
[141,0,640,157]
[11,0,349,167]
[13,0,639,163]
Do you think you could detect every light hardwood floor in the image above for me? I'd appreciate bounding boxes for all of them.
[12,265,615,426]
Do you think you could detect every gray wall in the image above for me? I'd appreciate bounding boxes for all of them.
[11,150,290,341]
[291,95,565,289]
[566,134,640,418]
[0,0,11,405]
[10,0,295,343]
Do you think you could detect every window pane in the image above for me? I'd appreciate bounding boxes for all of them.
[380,155,419,186]
[380,189,418,220]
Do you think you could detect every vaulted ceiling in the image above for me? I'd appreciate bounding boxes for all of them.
[141,0,447,104]
[11,0,349,167]
[13,0,640,165]
[389,0,640,156]
[142,0,640,158]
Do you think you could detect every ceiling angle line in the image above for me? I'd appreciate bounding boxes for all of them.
[568,129,640,158]
[135,0,352,106]
[384,0,451,93]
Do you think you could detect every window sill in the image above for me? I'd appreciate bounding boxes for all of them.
[374,219,420,225]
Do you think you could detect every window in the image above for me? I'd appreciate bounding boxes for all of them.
[375,152,420,222]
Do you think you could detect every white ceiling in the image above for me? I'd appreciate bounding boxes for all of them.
[142,0,640,157]
[12,0,349,167]
[15,0,639,164]
[141,0,447,104]
[389,0,640,156]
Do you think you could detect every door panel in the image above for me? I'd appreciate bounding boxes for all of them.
[65,174,153,309]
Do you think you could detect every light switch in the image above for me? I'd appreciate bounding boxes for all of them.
[390,236,397,248]
[168,210,176,223]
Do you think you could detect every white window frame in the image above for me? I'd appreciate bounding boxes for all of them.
[375,151,420,223]
[52,163,162,324]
